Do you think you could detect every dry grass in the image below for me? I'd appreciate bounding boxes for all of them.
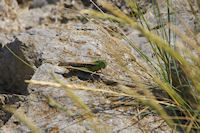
[2,0,200,132]
[81,0,200,132]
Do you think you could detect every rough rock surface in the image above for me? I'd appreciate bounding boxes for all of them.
[0,0,198,132]
[0,63,165,133]
[0,23,169,132]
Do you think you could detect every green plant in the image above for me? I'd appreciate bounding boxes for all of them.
[4,0,200,132]
[84,0,200,132]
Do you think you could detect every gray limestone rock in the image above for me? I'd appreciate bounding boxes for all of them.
[2,0,192,132]
[0,22,170,132]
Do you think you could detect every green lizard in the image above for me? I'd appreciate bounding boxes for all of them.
[58,60,107,73]
[58,60,136,87]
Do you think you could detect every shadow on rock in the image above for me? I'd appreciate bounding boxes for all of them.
[56,70,100,81]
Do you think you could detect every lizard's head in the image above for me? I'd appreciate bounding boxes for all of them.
[94,60,107,69]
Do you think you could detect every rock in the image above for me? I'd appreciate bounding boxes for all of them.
[0,22,170,132]
[143,0,200,39]
[0,37,34,95]
[16,0,60,9]
[0,0,177,132]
